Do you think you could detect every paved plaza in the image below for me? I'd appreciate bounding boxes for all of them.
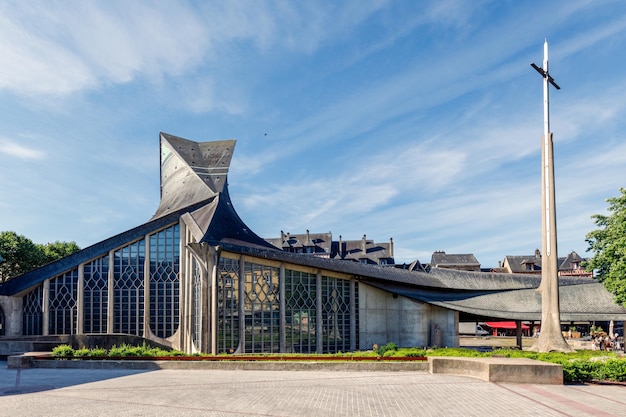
[0,362,624,416]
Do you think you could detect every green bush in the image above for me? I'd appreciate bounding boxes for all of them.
[88,347,107,357]
[561,360,598,383]
[52,344,75,357]
[108,344,130,357]
[603,358,626,382]
[376,342,398,356]
[73,348,91,357]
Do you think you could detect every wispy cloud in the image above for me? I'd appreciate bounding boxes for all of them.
[0,137,45,159]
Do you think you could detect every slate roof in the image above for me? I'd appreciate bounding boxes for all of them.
[265,231,333,255]
[558,251,585,270]
[502,255,542,273]
[431,251,480,270]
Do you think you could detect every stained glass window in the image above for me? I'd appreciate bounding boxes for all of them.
[22,285,43,335]
[113,239,145,336]
[83,255,109,333]
[48,268,78,335]
[149,224,180,338]
[217,257,239,353]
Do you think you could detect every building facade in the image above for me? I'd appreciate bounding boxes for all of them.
[1,133,624,354]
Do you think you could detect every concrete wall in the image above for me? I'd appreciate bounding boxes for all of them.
[0,295,23,337]
[358,284,455,349]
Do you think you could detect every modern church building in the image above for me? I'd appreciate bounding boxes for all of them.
[1,133,625,354]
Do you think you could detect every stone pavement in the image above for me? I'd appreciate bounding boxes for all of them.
[0,361,624,416]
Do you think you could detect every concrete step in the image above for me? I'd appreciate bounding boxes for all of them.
[428,356,563,384]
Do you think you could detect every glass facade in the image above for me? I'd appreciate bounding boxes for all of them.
[321,276,352,353]
[113,239,146,336]
[216,260,357,354]
[22,285,43,336]
[83,255,109,333]
[192,258,202,350]
[18,225,357,354]
[243,263,279,353]
[149,224,180,338]
[48,268,78,335]
[284,270,317,353]
[217,257,239,353]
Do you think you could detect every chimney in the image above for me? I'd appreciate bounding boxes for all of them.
[390,237,394,257]
[362,234,367,253]
[339,235,343,258]
[535,248,541,259]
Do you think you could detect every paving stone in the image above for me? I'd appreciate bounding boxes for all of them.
[0,362,624,416]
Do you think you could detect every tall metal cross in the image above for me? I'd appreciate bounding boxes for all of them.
[529,40,573,352]
[531,40,560,257]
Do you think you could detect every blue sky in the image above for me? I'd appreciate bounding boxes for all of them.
[1,1,626,268]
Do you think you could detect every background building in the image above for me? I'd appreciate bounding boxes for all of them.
[265,231,395,265]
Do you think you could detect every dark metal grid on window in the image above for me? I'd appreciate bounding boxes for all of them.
[354,282,359,349]
[149,224,180,339]
[113,240,145,336]
[22,285,43,335]
[217,258,239,353]
[191,258,202,350]
[48,268,79,335]
[243,263,279,353]
[321,277,352,353]
[83,255,109,333]
[284,270,316,353]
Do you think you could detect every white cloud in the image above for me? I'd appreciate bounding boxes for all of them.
[0,1,392,99]
[0,137,45,159]
[0,12,95,95]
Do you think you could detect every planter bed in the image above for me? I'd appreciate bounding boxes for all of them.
[37,354,427,362]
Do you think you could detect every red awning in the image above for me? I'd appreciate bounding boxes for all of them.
[484,321,529,330]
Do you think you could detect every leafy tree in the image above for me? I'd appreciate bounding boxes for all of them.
[0,231,80,283]
[585,188,626,307]
[41,240,81,264]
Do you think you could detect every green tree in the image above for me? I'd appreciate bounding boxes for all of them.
[585,188,626,307]
[41,240,81,264]
[0,231,80,283]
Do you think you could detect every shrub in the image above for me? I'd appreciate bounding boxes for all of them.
[108,344,129,357]
[73,348,91,357]
[88,347,108,357]
[376,342,398,356]
[603,358,626,382]
[561,360,597,383]
[52,344,75,357]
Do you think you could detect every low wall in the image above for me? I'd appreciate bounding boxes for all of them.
[428,356,563,384]
[8,355,429,372]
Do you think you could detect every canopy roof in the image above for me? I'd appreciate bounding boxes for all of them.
[484,322,530,330]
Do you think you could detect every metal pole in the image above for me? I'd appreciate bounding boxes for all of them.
[530,40,573,352]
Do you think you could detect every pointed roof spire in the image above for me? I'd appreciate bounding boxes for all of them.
[153,132,236,219]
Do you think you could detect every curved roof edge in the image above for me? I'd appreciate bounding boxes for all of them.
[201,183,278,250]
